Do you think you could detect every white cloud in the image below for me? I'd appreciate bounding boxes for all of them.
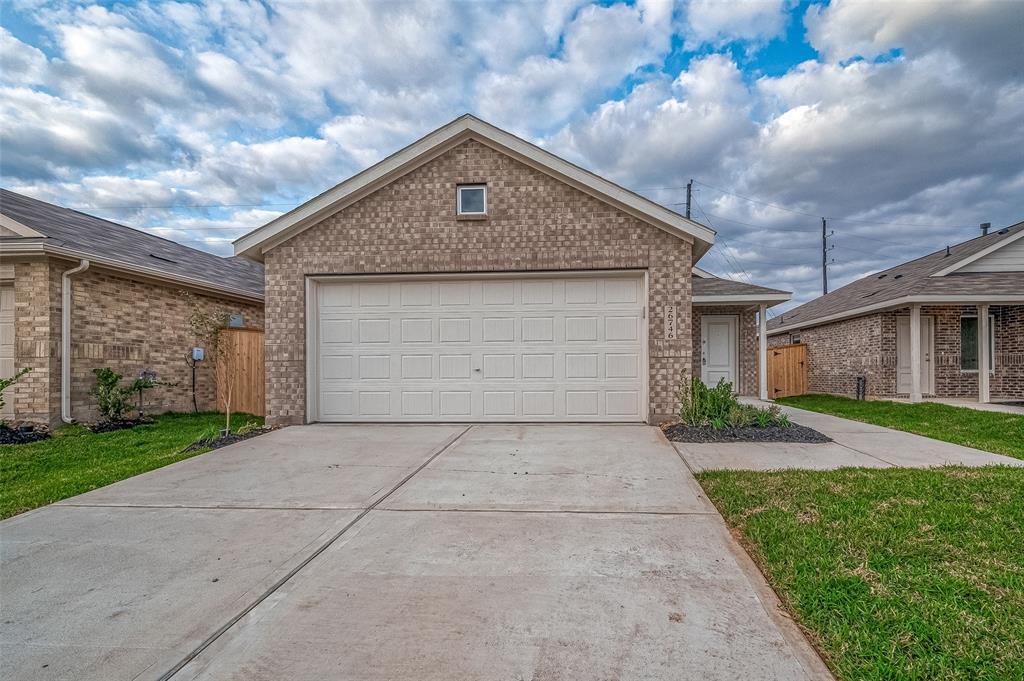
[0,27,49,85]
[683,0,790,48]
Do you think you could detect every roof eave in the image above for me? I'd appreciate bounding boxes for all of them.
[768,293,1024,335]
[930,228,1024,276]
[0,240,263,303]
[693,293,791,306]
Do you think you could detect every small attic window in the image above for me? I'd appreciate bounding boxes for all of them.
[149,253,177,264]
[457,184,486,215]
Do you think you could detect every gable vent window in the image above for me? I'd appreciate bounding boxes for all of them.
[457,184,486,215]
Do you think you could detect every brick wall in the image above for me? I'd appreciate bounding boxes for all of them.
[768,304,1023,400]
[264,138,695,425]
[692,306,758,396]
[12,258,263,426]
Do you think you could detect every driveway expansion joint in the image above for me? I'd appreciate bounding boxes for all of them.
[156,425,473,681]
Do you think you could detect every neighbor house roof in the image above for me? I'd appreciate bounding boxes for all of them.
[233,113,717,261]
[768,221,1024,334]
[1,189,264,301]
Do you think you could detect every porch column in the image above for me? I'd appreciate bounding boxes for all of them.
[978,304,990,403]
[758,303,768,400]
[910,303,922,402]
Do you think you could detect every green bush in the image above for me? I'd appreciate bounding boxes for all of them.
[676,376,788,430]
[92,368,132,421]
[1,367,31,425]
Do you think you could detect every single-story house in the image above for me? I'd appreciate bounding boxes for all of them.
[0,189,265,426]
[233,114,789,425]
[768,222,1024,404]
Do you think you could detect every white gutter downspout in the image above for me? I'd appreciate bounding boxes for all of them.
[61,259,90,423]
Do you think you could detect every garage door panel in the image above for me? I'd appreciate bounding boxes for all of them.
[315,274,645,422]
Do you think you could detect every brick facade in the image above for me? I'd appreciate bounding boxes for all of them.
[263,139,695,425]
[769,303,1023,400]
[9,258,263,426]
[692,306,759,396]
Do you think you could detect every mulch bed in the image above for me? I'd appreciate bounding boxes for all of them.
[0,425,51,445]
[663,423,832,444]
[87,418,154,434]
[184,427,275,453]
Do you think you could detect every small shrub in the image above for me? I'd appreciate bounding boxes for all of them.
[1,367,31,425]
[92,368,132,421]
[675,375,790,430]
[235,420,263,436]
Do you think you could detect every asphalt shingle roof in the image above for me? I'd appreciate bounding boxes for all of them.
[1,189,264,297]
[693,276,789,297]
[768,221,1024,331]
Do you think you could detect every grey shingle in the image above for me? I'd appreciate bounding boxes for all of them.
[768,221,1024,331]
[1,189,264,297]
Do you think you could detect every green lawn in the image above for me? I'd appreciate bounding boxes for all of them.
[0,412,261,519]
[779,395,1024,460]
[699,466,1024,681]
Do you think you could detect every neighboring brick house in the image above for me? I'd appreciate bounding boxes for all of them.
[232,114,789,425]
[0,189,264,426]
[768,222,1024,403]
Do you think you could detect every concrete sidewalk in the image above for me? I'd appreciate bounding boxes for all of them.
[0,424,832,681]
[675,402,1024,472]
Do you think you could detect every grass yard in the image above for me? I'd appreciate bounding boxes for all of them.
[779,394,1024,460]
[699,466,1024,681]
[0,412,261,519]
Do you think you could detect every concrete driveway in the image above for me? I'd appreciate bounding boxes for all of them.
[1,424,830,681]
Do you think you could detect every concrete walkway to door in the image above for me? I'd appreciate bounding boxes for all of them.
[0,424,831,681]
[675,401,1024,472]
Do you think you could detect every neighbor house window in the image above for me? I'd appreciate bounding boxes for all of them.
[457,184,486,215]
[960,315,995,372]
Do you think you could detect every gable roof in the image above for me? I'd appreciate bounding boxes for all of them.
[233,114,716,261]
[0,189,264,300]
[768,221,1024,334]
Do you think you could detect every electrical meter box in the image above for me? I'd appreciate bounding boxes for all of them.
[191,347,205,361]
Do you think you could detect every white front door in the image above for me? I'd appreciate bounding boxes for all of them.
[700,315,737,388]
[312,273,647,422]
[896,315,934,394]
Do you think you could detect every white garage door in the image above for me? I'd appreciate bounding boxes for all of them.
[312,273,646,422]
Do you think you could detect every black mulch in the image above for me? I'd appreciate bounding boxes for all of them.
[88,418,154,434]
[0,425,51,445]
[662,423,832,443]
[184,427,275,453]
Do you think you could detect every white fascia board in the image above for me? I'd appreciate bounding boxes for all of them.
[0,214,45,237]
[767,294,1024,335]
[693,293,790,305]
[232,114,716,260]
[692,266,714,278]
[931,229,1024,276]
[0,240,263,302]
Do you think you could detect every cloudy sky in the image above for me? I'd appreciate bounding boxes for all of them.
[2,0,1022,312]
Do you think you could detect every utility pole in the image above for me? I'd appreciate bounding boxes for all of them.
[821,217,829,295]
[685,179,693,219]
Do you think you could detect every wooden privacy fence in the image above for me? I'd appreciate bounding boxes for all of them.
[768,343,808,399]
[217,328,265,417]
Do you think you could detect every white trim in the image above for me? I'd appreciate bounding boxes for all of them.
[909,305,922,402]
[61,259,90,424]
[692,266,714,278]
[456,184,487,215]
[768,294,1024,335]
[0,240,263,302]
[932,229,1024,276]
[233,114,715,260]
[758,303,768,401]
[0,214,45,238]
[693,293,790,304]
[304,268,650,424]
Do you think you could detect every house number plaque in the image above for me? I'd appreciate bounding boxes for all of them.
[663,305,677,340]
